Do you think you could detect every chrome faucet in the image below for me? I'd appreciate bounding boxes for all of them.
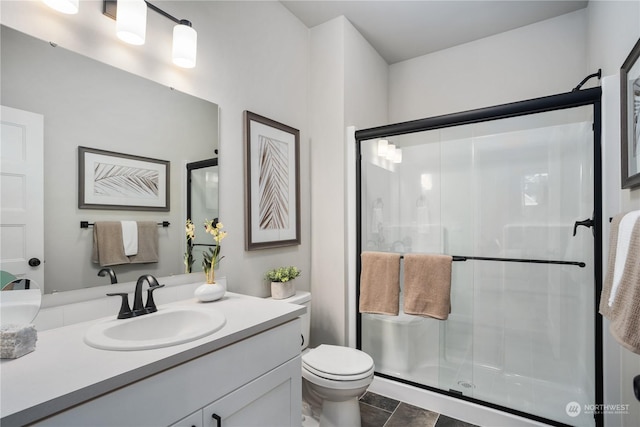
[107,275,165,319]
[97,267,118,284]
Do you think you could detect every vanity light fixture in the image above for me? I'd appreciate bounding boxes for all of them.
[385,143,396,161]
[116,0,147,45]
[393,148,403,164]
[377,139,388,156]
[43,0,79,14]
[103,0,198,68]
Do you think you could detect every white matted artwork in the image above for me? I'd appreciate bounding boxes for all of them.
[78,146,169,211]
[244,111,300,250]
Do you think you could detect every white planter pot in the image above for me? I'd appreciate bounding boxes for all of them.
[194,278,226,302]
[270,280,295,300]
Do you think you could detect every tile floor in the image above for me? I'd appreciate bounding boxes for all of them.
[359,392,479,427]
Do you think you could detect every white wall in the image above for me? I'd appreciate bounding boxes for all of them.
[589,1,640,425]
[0,0,310,298]
[389,9,589,122]
[309,16,387,347]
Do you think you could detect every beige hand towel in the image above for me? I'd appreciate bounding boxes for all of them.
[91,222,130,267]
[359,252,401,316]
[129,221,159,264]
[600,212,640,354]
[403,253,452,320]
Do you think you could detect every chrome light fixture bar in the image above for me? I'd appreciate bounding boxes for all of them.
[103,0,197,68]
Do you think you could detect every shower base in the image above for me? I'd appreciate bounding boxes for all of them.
[375,363,593,426]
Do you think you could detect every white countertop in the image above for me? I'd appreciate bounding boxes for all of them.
[0,292,305,427]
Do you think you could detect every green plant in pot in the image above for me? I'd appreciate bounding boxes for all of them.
[266,266,301,300]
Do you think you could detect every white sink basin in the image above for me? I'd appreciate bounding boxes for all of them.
[84,306,226,351]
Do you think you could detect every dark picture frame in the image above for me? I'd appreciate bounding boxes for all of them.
[78,146,170,211]
[621,38,640,189]
[244,111,300,250]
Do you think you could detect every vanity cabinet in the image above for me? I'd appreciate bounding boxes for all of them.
[32,319,302,427]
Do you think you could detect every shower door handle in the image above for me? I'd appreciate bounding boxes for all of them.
[573,217,594,236]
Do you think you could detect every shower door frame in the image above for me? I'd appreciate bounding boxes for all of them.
[354,87,603,427]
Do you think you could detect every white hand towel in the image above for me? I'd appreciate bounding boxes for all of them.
[609,211,640,307]
[121,221,138,256]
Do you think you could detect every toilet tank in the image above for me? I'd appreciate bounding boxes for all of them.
[274,291,311,351]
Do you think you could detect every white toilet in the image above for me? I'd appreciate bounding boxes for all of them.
[280,291,375,427]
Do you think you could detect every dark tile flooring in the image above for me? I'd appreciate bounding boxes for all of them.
[359,392,479,427]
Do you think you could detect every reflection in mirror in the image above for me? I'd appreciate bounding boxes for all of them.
[0,275,42,326]
[187,158,219,273]
[1,25,219,294]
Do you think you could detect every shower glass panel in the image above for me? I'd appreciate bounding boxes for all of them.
[360,106,595,427]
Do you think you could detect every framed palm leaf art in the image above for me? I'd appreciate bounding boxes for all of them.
[244,111,300,250]
[78,146,169,211]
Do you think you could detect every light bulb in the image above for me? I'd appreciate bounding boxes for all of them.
[394,148,402,163]
[377,139,388,157]
[116,0,147,46]
[385,144,396,161]
[173,21,197,68]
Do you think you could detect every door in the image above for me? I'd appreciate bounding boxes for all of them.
[0,106,44,288]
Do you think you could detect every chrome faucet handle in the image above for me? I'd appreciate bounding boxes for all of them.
[106,293,133,319]
[144,284,165,314]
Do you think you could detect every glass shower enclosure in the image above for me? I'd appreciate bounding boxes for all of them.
[355,88,602,427]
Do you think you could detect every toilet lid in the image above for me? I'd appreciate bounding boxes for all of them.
[302,345,374,380]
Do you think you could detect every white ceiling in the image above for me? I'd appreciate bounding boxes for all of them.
[280,1,589,64]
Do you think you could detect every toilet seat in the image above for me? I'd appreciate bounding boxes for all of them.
[302,345,374,381]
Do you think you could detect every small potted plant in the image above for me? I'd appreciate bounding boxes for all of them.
[265,266,301,299]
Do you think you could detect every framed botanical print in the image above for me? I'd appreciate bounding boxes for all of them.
[244,111,300,250]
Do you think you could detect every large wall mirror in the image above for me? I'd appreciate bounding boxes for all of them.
[0,25,219,294]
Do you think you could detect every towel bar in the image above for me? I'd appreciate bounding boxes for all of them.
[396,254,586,268]
[80,221,170,228]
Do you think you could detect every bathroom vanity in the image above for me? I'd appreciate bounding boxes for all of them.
[0,293,304,427]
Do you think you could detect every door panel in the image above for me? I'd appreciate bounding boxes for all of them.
[0,106,44,288]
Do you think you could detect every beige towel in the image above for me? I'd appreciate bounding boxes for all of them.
[403,253,452,320]
[359,252,401,315]
[600,213,640,354]
[129,221,159,264]
[92,222,129,267]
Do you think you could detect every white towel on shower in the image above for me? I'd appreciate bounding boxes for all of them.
[121,221,138,256]
[609,211,640,307]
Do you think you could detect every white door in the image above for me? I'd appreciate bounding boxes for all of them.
[0,106,44,289]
